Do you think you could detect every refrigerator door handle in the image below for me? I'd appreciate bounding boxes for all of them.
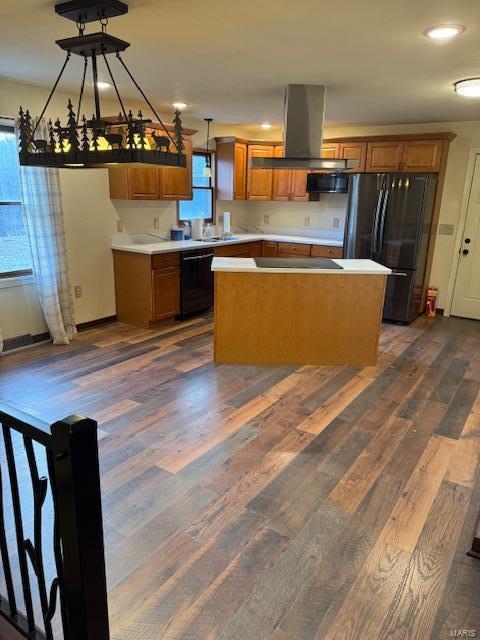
[376,187,389,259]
[371,184,384,258]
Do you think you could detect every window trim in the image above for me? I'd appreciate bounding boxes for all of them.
[177,151,216,225]
[0,123,33,278]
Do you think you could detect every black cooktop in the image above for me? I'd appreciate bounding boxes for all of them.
[254,257,343,269]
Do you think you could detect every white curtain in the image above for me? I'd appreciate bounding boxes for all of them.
[18,120,76,345]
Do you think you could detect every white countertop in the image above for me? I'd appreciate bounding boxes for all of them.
[111,233,344,255]
[212,257,392,275]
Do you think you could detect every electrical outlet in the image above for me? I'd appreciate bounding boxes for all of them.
[74,285,82,298]
[153,217,159,229]
[333,217,340,229]
[264,215,270,224]
[304,217,310,228]
[116,220,123,233]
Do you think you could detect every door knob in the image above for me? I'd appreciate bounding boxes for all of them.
[462,249,469,255]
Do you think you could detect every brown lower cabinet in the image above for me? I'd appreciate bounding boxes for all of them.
[214,241,262,258]
[278,242,311,257]
[262,241,278,257]
[113,240,345,328]
[113,250,180,328]
[311,244,343,258]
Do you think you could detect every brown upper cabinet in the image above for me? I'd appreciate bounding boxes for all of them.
[365,139,444,173]
[339,142,367,172]
[215,133,454,201]
[109,125,194,201]
[215,138,248,200]
[247,144,275,200]
[272,146,308,202]
[321,143,340,158]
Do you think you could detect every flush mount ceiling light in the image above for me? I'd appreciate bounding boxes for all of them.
[18,0,186,169]
[172,102,187,110]
[454,78,480,97]
[261,122,272,129]
[424,24,464,39]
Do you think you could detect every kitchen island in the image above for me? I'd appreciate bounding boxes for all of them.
[212,257,391,366]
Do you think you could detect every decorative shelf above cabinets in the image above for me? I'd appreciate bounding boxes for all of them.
[109,124,195,201]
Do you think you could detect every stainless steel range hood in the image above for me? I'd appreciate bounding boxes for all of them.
[251,85,355,171]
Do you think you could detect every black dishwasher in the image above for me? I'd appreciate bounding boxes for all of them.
[180,249,214,318]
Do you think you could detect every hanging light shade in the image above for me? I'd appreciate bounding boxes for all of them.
[204,117,213,178]
[18,0,186,169]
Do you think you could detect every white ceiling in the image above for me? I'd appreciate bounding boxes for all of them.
[2,0,480,127]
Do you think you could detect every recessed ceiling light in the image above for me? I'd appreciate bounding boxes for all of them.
[261,122,272,129]
[454,78,480,97]
[424,24,464,39]
[173,102,187,110]
[96,81,111,90]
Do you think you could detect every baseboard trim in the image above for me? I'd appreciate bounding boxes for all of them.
[76,315,117,332]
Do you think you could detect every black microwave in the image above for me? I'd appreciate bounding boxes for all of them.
[307,173,349,194]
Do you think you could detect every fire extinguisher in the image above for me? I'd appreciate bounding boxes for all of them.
[426,288,438,317]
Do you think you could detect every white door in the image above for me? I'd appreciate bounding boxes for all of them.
[451,155,480,319]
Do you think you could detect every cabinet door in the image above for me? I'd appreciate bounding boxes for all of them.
[152,267,180,321]
[290,171,309,201]
[365,142,403,172]
[234,143,247,199]
[262,241,278,257]
[402,140,443,172]
[248,241,262,257]
[339,142,367,173]
[322,143,340,158]
[247,145,274,200]
[159,137,193,200]
[129,168,159,199]
[272,146,292,201]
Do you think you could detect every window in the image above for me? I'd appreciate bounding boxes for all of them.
[0,121,32,277]
[178,152,214,223]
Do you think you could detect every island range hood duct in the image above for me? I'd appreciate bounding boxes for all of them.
[251,84,356,171]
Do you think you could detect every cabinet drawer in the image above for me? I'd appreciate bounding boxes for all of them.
[311,245,343,258]
[214,242,252,257]
[152,252,180,269]
[278,242,311,256]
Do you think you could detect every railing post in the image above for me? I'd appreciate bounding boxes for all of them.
[49,415,109,640]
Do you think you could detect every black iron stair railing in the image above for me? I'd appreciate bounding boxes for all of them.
[0,402,109,640]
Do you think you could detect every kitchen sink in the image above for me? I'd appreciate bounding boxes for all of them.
[195,236,240,243]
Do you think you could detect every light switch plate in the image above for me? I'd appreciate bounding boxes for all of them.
[116,220,123,233]
[153,217,159,229]
[74,285,82,298]
[264,215,270,224]
[439,223,455,236]
[333,217,340,229]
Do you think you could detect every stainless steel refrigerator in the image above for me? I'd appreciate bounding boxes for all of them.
[344,173,437,324]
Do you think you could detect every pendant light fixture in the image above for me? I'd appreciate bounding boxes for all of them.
[18,0,185,169]
[204,117,213,178]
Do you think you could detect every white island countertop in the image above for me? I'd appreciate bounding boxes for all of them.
[212,257,392,275]
[111,233,344,255]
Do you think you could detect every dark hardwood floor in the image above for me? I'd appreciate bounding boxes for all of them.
[0,313,480,639]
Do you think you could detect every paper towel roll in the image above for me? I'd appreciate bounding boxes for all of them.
[223,211,231,234]
[191,218,205,240]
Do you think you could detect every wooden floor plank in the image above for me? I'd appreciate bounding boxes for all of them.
[0,314,479,639]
